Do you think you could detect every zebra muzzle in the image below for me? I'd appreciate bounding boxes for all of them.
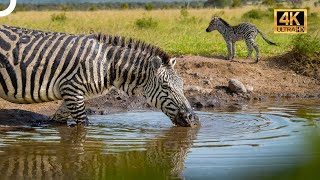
[174,109,200,127]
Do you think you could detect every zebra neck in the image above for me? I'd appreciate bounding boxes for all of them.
[104,46,152,97]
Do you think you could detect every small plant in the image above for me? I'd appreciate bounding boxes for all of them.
[135,17,158,29]
[231,0,242,8]
[51,13,67,22]
[121,3,129,10]
[145,3,153,11]
[288,34,320,79]
[178,9,201,24]
[89,5,97,11]
[242,9,265,19]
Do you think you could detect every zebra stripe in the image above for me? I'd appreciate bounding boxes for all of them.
[0,25,199,126]
[206,16,276,63]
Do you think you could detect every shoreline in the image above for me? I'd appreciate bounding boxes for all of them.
[0,56,319,125]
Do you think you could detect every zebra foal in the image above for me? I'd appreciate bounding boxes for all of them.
[206,16,276,63]
[0,25,200,127]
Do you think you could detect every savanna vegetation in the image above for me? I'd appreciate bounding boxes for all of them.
[0,1,319,78]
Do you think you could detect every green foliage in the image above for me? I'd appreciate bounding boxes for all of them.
[135,17,158,29]
[262,0,275,6]
[51,13,67,22]
[231,0,242,8]
[177,9,202,24]
[121,3,129,10]
[88,5,97,11]
[145,3,153,11]
[204,0,232,8]
[242,9,265,19]
[288,34,320,79]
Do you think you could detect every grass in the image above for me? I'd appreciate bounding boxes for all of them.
[0,7,319,59]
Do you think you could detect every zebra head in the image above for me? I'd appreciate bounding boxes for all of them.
[206,16,223,32]
[144,56,200,127]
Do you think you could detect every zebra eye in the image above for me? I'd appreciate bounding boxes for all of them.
[162,83,170,89]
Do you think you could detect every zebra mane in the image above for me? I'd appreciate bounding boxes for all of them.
[94,33,171,65]
[217,17,231,27]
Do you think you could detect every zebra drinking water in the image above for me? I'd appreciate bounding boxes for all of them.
[0,25,200,127]
[206,16,276,63]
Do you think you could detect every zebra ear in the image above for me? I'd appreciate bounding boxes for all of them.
[151,56,162,70]
[169,58,176,68]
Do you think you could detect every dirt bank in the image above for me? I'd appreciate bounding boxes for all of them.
[0,56,319,124]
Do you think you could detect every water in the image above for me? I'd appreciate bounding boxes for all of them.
[0,100,319,179]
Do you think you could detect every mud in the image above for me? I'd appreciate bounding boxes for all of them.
[0,56,319,124]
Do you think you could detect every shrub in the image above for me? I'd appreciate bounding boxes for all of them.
[121,3,129,10]
[51,13,67,22]
[88,5,97,11]
[262,0,275,6]
[135,17,158,28]
[288,34,320,79]
[231,0,242,8]
[242,9,265,19]
[145,3,153,11]
[177,9,201,24]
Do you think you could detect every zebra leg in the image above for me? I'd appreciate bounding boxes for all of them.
[231,42,236,60]
[245,40,253,59]
[253,43,260,63]
[226,41,232,60]
[60,82,88,125]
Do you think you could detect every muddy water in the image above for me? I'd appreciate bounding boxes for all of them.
[0,101,319,180]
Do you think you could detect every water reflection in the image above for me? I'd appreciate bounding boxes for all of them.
[0,124,199,179]
[0,100,319,179]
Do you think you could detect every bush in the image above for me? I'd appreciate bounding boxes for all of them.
[242,9,265,19]
[231,0,242,7]
[204,0,231,8]
[177,9,201,24]
[145,3,153,11]
[288,34,320,79]
[262,0,275,6]
[51,13,67,22]
[121,3,129,9]
[135,17,158,28]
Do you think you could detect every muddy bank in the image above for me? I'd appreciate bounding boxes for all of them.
[0,56,319,124]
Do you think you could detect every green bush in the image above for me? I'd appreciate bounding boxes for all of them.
[51,13,67,22]
[177,9,201,24]
[262,0,275,6]
[231,0,242,8]
[242,9,265,19]
[135,17,158,28]
[289,34,320,79]
[121,3,129,10]
[145,3,153,11]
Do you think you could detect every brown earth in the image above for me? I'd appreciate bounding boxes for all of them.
[0,56,319,125]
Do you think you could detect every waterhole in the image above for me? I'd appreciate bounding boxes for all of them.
[0,100,319,179]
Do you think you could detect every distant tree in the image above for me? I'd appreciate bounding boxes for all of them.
[145,3,153,11]
[204,0,232,8]
[231,0,242,7]
[121,3,129,9]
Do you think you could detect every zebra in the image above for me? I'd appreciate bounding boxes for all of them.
[0,25,200,127]
[206,16,276,63]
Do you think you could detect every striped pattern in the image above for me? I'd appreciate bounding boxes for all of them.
[206,16,276,63]
[0,25,195,125]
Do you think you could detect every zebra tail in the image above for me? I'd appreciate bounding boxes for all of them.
[257,29,277,46]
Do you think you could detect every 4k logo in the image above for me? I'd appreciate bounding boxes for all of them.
[274,9,307,33]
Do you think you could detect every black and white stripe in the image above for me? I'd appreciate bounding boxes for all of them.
[0,25,194,125]
[206,16,276,63]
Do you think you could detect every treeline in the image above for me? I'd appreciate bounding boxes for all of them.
[0,0,303,11]
[0,2,205,11]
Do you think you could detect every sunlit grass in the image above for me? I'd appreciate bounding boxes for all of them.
[0,7,319,58]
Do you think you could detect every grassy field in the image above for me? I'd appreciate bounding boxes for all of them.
[0,6,319,58]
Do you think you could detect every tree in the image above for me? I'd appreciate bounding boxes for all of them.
[204,0,232,8]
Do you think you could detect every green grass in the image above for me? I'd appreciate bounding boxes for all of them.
[0,7,319,58]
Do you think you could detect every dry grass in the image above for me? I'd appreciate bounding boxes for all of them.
[0,7,319,58]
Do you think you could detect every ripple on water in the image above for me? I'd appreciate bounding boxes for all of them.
[0,101,319,179]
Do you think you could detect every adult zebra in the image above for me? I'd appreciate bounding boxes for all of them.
[0,25,199,127]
